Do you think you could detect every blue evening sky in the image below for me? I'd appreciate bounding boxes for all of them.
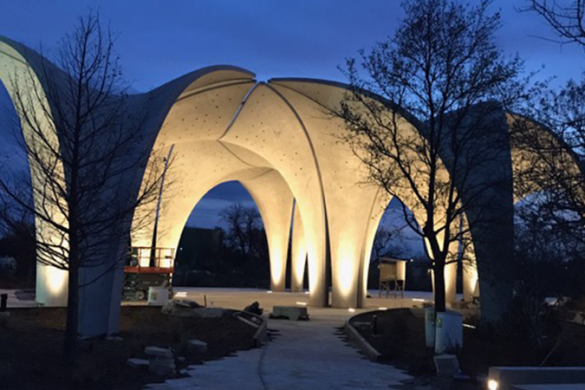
[0,0,583,245]
[1,0,582,89]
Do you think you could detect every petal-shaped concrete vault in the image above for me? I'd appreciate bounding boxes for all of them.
[240,169,294,292]
[269,79,461,308]
[220,83,329,305]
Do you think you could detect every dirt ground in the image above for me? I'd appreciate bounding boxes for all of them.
[350,308,585,390]
[0,306,258,390]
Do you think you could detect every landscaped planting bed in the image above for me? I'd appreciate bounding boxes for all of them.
[349,308,585,389]
[0,306,257,390]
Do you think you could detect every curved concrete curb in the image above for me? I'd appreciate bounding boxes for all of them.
[229,310,268,348]
[344,312,381,362]
[253,317,268,348]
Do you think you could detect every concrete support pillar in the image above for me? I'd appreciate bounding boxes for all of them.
[462,233,479,302]
[445,260,458,305]
[445,243,459,305]
[78,257,124,336]
[290,202,307,292]
[36,263,68,307]
[427,227,458,306]
[328,198,385,309]
[300,203,327,307]
[357,228,377,308]
[430,262,456,306]
[463,258,479,302]
[306,247,327,306]
[330,235,362,308]
[0,44,70,309]
[242,170,294,293]
[357,192,389,307]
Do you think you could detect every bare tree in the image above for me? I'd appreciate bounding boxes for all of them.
[498,0,585,361]
[513,0,585,240]
[335,0,525,317]
[0,13,166,362]
[372,227,395,260]
[530,0,585,46]
[219,203,268,263]
[371,224,406,260]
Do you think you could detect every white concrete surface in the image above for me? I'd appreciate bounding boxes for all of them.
[142,287,416,390]
[4,286,448,310]
[0,289,36,308]
[171,287,440,313]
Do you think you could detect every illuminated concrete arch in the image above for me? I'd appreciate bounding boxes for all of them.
[0,37,70,307]
[3,36,577,335]
[0,42,495,328]
[139,75,459,309]
[271,79,471,308]
[508,113,585,202]
[0,37,156,335]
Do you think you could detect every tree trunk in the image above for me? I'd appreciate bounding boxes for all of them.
[434,259,446,313]
[63,246,79,364]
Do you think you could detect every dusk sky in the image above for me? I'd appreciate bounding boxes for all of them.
[0,0,582,89]
[0,0,583,240]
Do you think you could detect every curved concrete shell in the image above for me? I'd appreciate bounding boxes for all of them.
[1,36,581,335]
[0,37,70,307]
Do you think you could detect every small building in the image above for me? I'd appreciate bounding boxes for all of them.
[376,257,409,298]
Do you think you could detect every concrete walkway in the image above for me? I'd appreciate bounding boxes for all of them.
[0,288,36,308]
[145,288,413,390]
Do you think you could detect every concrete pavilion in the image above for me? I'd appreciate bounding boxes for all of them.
[0,36,577,336]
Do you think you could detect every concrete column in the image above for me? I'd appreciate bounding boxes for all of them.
[357,191,389,307]
[461,231,479,302]
[0,42,70,308]
[36,263,68,307]
[290,202,307,292]
[456,216,479,302]
[445,243,459,305]
[463,258,479,302]
[330,225,371,309]
[78,257,124,336]
[430,263,456,306]
[426,224,458,306]
[242,170,294,293]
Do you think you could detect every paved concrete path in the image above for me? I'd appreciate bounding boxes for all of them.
[145,304,411,390]
[0,289,36,308]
